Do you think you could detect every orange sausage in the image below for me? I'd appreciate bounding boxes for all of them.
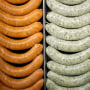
[0,44,43,64]
[0,32,43,50]
[0,9,43,26]
[0,21,43,38]
[0,54,43,77]
[6,0,29,4]
[0,0,42,15]
[0,79,44,90]
[0,69,44,89]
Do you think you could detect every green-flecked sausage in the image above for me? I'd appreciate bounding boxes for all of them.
[46,36,90,52]
[46,79,90,90]
[46,0,90,16]
[47,60,90,76]
[46,23,90,40]
[47,71,90,87]
[56,0,86,5]
[46,12,90,28]
[46,46,90,65]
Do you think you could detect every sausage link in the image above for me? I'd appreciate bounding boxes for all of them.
[46,23,90,40]
[0,21,43,38]
[0,44,43,64]
[46,36,90,52]
[0,79,44,90]
[47,60,90,76]
[0,54,43,77]
[46,46,90,65]
[46,79,90,90]
[0,9,43,26]
[0,0,42,15]
[47,71,90,87]
[0,32,43,50]
[0,69,44,89]
[47,12,90,28]
[46,0,90,16]
[56,0,86,5]
[6,0,29,4]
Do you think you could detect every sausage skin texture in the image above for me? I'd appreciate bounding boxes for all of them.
[46,23,90,40]
[47,12,90,28]
[46,79,90,90]
[46,0,90,16]
[0,32,43,50]
[0,21,43,38]
[6,0,29,4]
[0,69,44,89]
[0,54,43,77]
[0,44,43,64]
[46,36,90,52]
[56,0,86,5]
[0,9,43,26]
[0,0,42,15]
[47,71,90,87]
[47,60,90,76]
[46,46,90,65]
[0,79,44,90]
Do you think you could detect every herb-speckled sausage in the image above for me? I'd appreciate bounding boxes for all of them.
[0,44,43,64]
[0,9,43,26]
[47,12,90,28]
[47,60,90,76]
[0,69,43,89]
[0,32,43,50]
[46,0,90,16]
[46,46,90,65]
[0,54,43,77]
[46,36,90,52]
[46,23,90,40]
[47,71,90,87]
[0,0,42,15]
[0,21,43,38]
[46,79,90,90]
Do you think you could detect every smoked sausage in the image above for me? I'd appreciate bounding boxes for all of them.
[0,21,43,38]
[0,69,44,89]
[0,9,43,26]
[0,0,42,15]
[0,44,43,64]
[0,54,43,77]
[0,32,43,50]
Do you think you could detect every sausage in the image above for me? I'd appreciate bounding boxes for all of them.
[0,69,44,89]
[0,21,43,38]
[0,54,43,77]
[46,23,90,40]
[46,0,90,16]
[47,71,90,87]
[0,32,43,50]
[0,0,42,15]
[6,0,29,4]
[46,79,90,90]
[47,60,90,76]
[0,79,44,90]
[0,44,43,64]
[0,9,43,26]
[46,36,90,52]
[46,46,90,65]
[46,12,90,28]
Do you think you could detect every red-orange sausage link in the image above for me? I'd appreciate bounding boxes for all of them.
[0,21,43,38]
[0,0,42,15]
[0,44,43,64]
[0,69,44,89]
[0,54,43,77]
[0,9,43,26]
[0,32,43,50]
